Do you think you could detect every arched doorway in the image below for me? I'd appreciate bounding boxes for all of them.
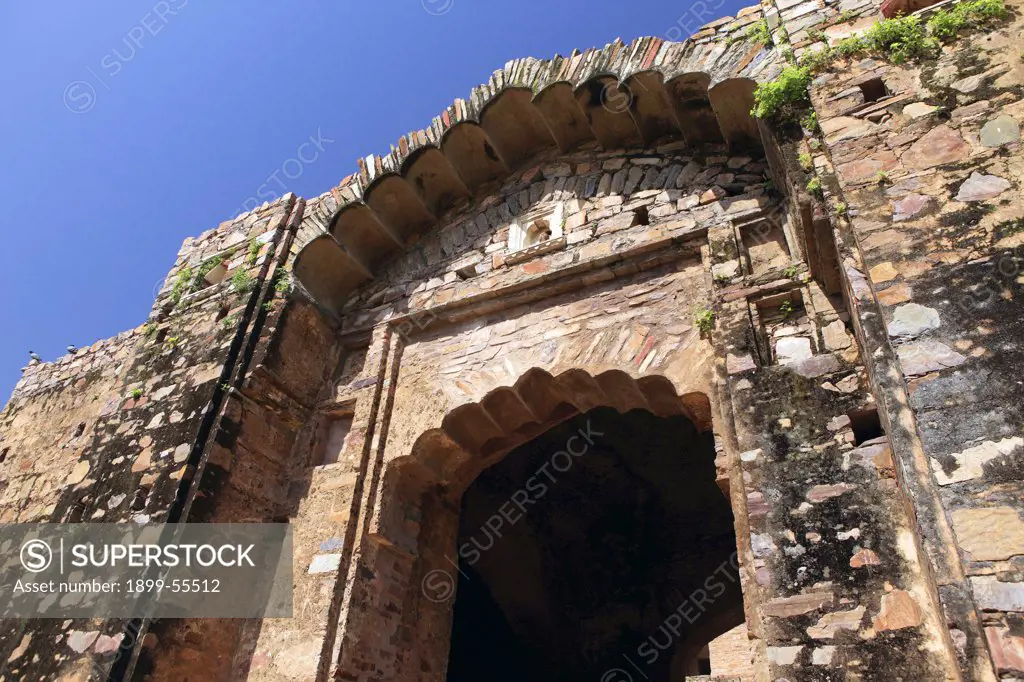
[361,371,748,681]
[445,406,743,681]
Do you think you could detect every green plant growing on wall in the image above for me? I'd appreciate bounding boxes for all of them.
[246,238,262,266]
[129,388,144,399]
[221,314,239,330]
[927,0,1007,38]
[835,202,848,216]
[752,0,1008,119]
[779,300,795,318]
[170,265,195,307]
[231,269,256,293]
[874,170,890,186]
[801,111,821,134]
[164,336,181,350]
[784,264,800,279]
[806,177,823,198]
[195,256,223,285]
[798,152,813,171]
[695,309,715,336]
[751,65,812,120]
[837,9,858,24]
[746,19,774,47]
[273,271,291,295]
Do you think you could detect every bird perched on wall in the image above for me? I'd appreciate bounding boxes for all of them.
[67,345,78,354]
[29,351,42,362]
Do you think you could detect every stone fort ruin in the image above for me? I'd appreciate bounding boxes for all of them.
[1,0,1023,678]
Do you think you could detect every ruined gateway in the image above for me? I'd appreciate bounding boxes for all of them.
[2,0,1023,678]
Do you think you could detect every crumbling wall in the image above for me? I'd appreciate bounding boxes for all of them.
[802,1,1024,677]
[0,330,141,524]
[0,197,298,681]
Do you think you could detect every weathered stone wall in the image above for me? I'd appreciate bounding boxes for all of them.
[797,0,1024,676]
[3,0,1023,679]
[0,329,141,524]
[0,197,299,680]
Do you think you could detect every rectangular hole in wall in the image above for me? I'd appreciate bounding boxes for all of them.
[848,407,885,445]
[753,290,813,366]
[858,77,889,104]
[740,218,791,276]
[314,412,354,467]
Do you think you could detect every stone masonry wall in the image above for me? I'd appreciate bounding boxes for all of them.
[800,0,1024,676]
[3,0,1024,679]
[0,197,299,681]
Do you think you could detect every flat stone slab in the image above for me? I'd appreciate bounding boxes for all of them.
[970,575,1024,611]
[980,114,1021,147]
[955,172,1011,202]
[887,303,940,338]
[897,340,967,376]
[902,125,970,170]
[308,553,342,574]
[790,354,842,378]
[903,102,937,119]
[777,336,814,364]
[953,507,1024,562]
[893,193,934,221]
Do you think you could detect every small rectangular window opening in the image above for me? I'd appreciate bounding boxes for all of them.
[859,78,889,104]
[848,407,884,445]
[315,413,354,467]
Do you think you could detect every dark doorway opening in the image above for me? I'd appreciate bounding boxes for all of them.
[445,406,745,681]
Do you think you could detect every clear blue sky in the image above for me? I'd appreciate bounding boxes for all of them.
[0,0,746,401]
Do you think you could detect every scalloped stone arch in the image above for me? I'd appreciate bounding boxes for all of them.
[380,368,713,507]
[344,366,743,682]
[292,26,787,317]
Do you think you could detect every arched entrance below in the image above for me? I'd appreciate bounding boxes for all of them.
[445,406,743,681]
[358,370,750,681]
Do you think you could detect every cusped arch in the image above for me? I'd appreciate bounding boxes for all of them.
[532,81,596,151]
[328,202,403,268]
[666,72,725,145]
[401,146,471,217]
[621,70,684,145]
[439,121,510,193]
[478,87,558,168]
[362,173,435,240]
[293,31,787,317]
[574,75,643,149]
[292,235,370,316]
[708,77,762,152]
[390,367,712,504]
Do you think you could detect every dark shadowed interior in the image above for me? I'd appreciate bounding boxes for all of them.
[445,407,743,682]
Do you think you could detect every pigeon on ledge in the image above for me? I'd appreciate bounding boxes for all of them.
[29,351,42,362]
[67,345,78,354]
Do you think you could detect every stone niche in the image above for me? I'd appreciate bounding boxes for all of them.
[506,201,565,263]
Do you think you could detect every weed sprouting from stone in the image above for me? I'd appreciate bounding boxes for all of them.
[695,309,715,336]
